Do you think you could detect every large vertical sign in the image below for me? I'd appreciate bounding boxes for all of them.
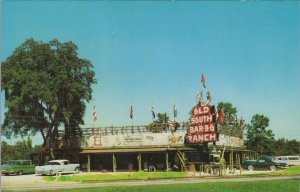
[188,105,218,143]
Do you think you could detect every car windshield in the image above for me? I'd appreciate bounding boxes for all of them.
[260,156,276,161]
[46,162,61,165]
[6,161,18,165]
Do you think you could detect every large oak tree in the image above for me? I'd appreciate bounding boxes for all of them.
[1,39,96,159]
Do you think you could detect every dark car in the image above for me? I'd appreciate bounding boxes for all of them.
[1,160,35,175]
[242,156,288,171]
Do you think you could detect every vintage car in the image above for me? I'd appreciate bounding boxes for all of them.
[242,156,288,171]
[1,160,35,175]
[276,156,300,166]
[35,159,80,175]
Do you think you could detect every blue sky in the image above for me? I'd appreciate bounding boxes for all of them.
[2,1,300,145]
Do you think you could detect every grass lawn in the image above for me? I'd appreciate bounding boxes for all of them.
[23,179,300,192]
[268,166,300,176]
[44,166,300,183]
[244,166,300,177]
[44,172,187,182]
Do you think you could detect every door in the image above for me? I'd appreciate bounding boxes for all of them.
[256,159,268,169]
[22,161,35,173]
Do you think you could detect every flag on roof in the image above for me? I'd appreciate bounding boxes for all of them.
[173,104,177,118]
[93,106,97,121]
[130,105,133,119]
[151,104,155,119]
[201,73,206,88]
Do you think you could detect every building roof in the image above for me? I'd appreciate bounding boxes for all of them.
[80,146,197,154]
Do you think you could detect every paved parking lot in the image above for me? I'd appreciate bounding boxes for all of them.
[1,174,47,187]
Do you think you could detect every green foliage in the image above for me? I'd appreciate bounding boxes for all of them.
[147,113,179,133]
[217,102,237,124]
[245,114,275,155]
[272,138,300,156]
[1,137,41,162]
[1,39,96,158]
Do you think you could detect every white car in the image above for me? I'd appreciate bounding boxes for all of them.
[276,156,300,166]
[35,159,80,175]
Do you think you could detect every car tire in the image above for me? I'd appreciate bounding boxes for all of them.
[19,171,23,175]
[270,165,276,171]
[75,167,79,173]
[248,165,254,171]
[49,170,53,175]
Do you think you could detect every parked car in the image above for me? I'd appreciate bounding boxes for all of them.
[35,159,80,175]
[1,160,35,175]
[242,156,288,171]
[276,156,300,166]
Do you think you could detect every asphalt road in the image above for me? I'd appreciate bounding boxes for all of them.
[1,174,299,191]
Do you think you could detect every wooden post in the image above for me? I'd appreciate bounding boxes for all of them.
[231,148,234,173]
[87,154,90,173]
[238,153,242,175]
[166,152,169,172]
[113,154,117,173]
[235,153,238,167]
[137,153,141,172]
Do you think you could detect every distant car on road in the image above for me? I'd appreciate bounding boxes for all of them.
[35,159,80,175]
[276,156,300,166]
[1,160,35,175]
[242,156,288,171]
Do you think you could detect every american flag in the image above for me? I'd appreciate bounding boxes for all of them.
[130,105,133,119]
[93,106,97,121]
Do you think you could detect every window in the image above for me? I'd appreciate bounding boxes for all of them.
[288,157,300,160]
[22,161,32,165]
[94,137,102,146]
[63,161,69,165]
[46,162,61,165]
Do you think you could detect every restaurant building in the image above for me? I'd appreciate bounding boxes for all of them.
[54,123,251,172]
